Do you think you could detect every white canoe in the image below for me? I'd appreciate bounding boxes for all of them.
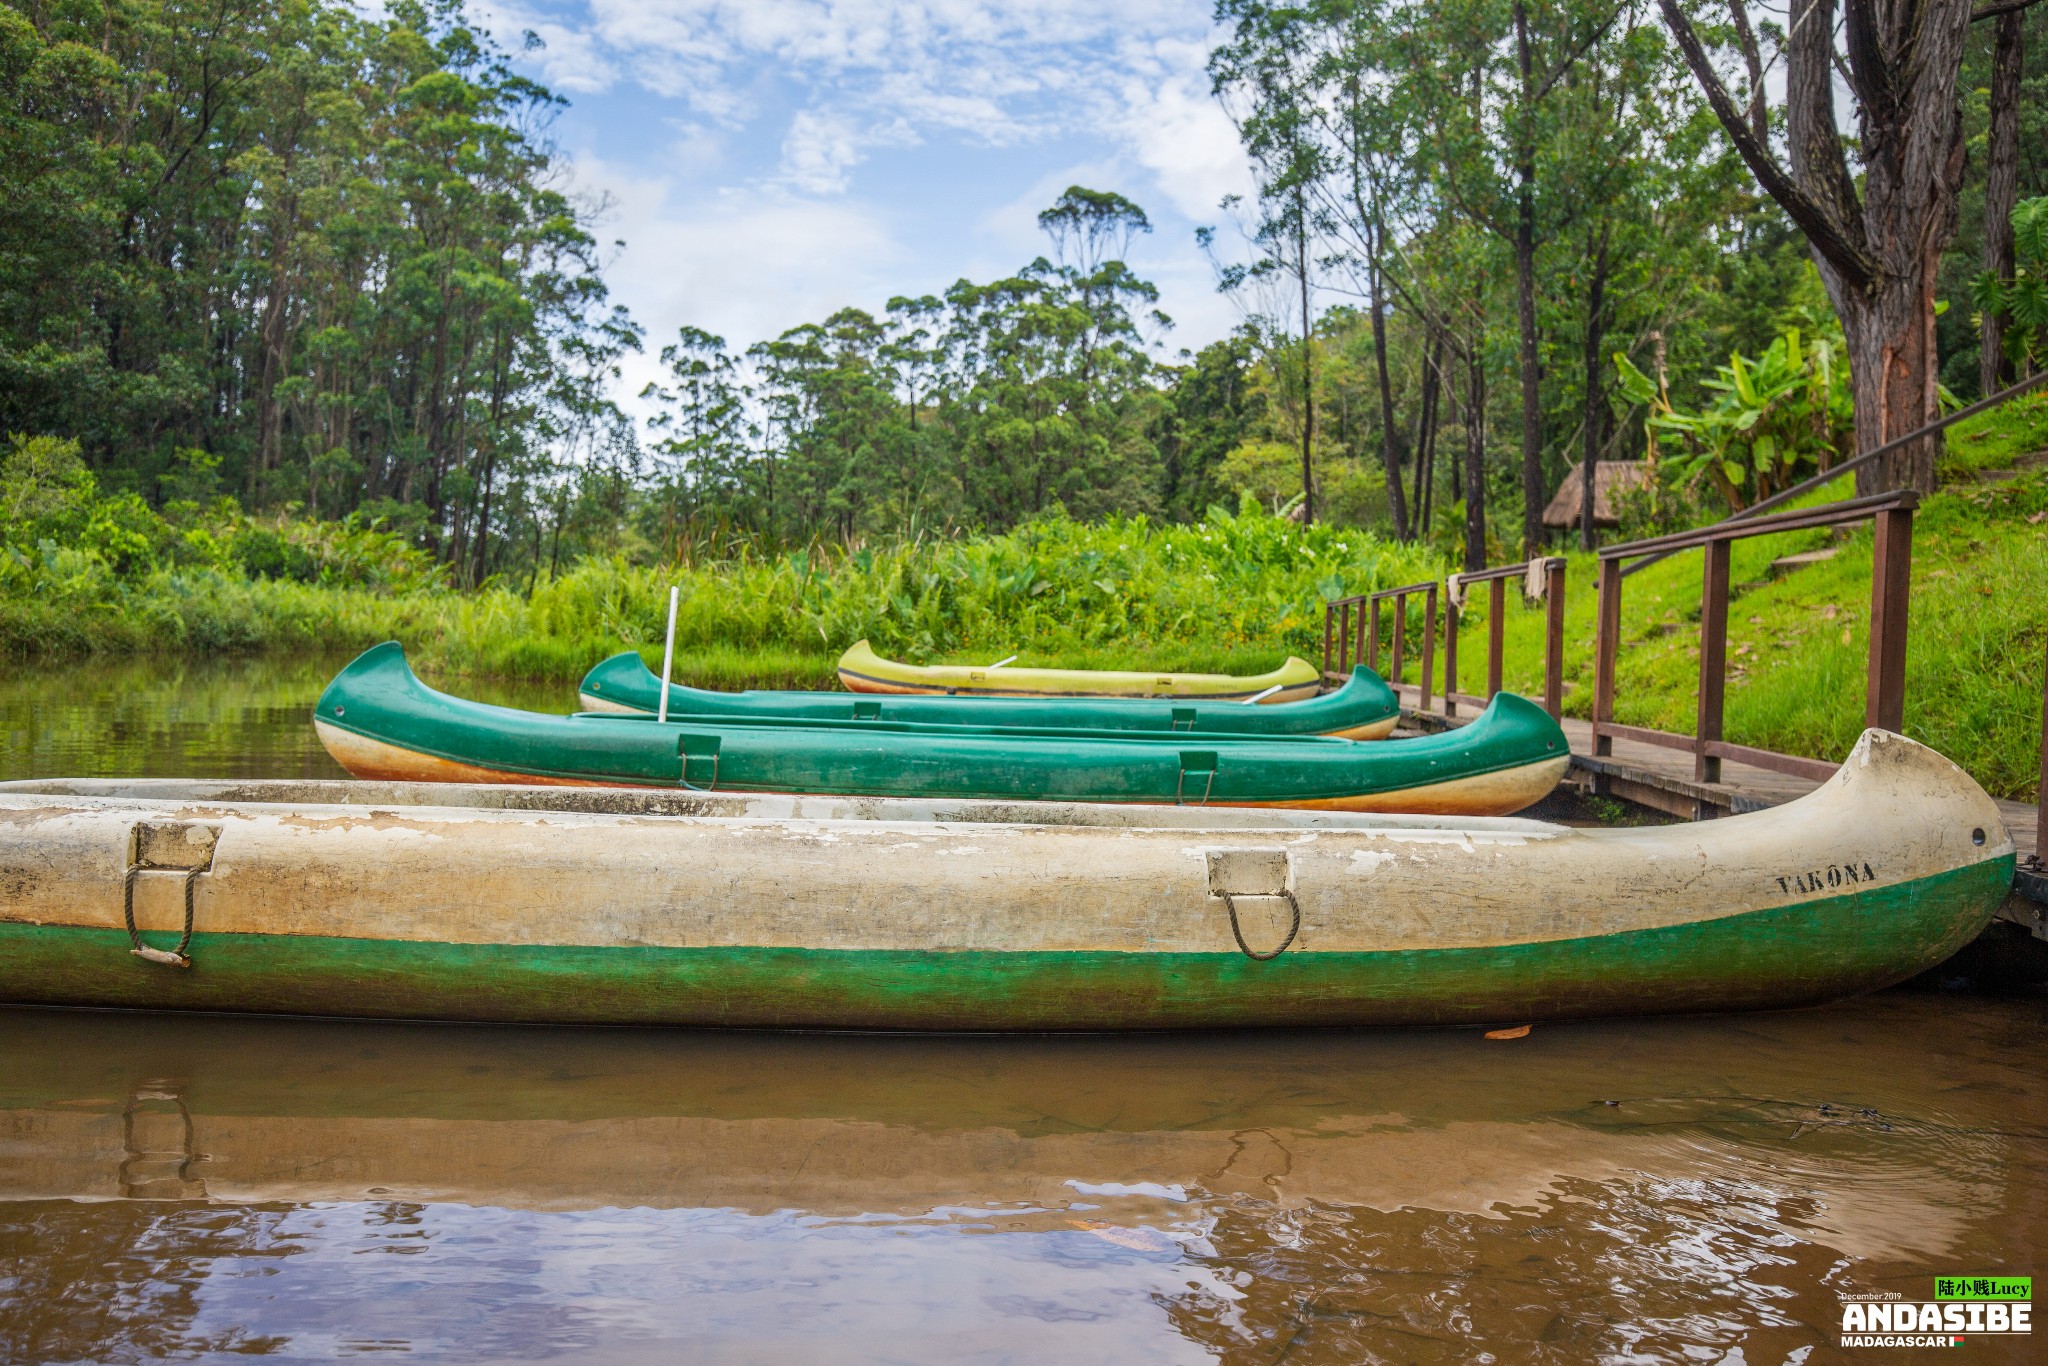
[0,730,2014,1030]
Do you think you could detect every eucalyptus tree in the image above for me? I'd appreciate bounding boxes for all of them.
[1210,15,1328,523]
[0,0,635,578]
[1659,0,1985,493]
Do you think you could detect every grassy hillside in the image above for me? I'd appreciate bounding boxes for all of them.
[1427,390,2048,801]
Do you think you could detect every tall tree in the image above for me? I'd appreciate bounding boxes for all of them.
[1661,0,1976,493]
[1980,4,2033,392]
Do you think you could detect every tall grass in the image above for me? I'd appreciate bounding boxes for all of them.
[2,500,1446,688]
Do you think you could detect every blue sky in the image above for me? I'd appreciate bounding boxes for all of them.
[471,0,1259,414]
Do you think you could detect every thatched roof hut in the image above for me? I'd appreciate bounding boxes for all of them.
[1542,461,1656,529]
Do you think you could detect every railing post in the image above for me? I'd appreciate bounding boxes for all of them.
[1340,601,1354,674]
[1593,558,1620,756]
[1444,595,1461,719]
[1391,594,1407,687]
[1368,597,1381,674]
[1486,578,1506,700]
[1542,558,1565,720]
[1353,596,1367,672]
[1866,502,1913,733]
[2036,634,2047,864]
[1324,603,1335,678]
[1696,538,1731,784]
[1420,584,1437,713]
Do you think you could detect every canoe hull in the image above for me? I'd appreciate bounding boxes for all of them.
[577,653,1401,740]
[315,718,1567,814]
[0,860,2010,1029]
[0,729,2013,1029]
[837,639,1322,702]
[314,644,1568,816]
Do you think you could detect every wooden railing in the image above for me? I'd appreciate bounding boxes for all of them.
[1591,490,1916,784]
[1443,558,1565,719]
[1323,581,1438,711]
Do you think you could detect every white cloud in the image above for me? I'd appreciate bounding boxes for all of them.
[568,154,911,418]
[777,108,917,194]
[1111,36,1256,223]
[495,0,1260,397]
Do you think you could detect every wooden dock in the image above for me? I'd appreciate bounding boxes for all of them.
[1327,382,2048,934]
[1336,489,2045,937]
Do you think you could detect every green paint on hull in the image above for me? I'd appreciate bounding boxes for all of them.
[0,858,2009,1030]
[318,642,1564,805]
[580,651,1399,736]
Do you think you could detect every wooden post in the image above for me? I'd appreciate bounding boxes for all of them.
[1486,578,1506,699]
[1420,585,1437,713]
[1367,597,1381,674]
[2037,635,2047,862]
[1696,539,1730,784]
[1391,594,1407,687]
[1339,602,1353,673]
[1444,597,1461,719]
[1324,604,1335,677]
[1354,597,1367,674]
[1866,503,1913,733]
[1542,558,1565,720]
[1593,558,1620,756]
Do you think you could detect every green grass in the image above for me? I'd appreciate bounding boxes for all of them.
[0,499,1441,692]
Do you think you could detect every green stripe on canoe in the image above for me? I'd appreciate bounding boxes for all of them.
[319,642,1563,804]
[0,856,2008,1030]
[580,651,1400,736]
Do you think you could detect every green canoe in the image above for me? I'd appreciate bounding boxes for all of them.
[316,643,1570,815]
[578,651,1401,739]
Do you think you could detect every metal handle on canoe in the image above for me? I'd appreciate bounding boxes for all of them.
[123,822,220,968]
[1176,751,1218,806]
[679,734,721,791]
[1224,889,1301,961]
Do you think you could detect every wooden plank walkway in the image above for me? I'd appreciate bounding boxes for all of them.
[1391,686,2043,935]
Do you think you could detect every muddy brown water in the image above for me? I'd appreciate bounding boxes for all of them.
[2,656,2044,1363]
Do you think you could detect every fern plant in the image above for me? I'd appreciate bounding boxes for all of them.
[1974,196,2048,376]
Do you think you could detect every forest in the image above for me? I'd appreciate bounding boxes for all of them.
[1,0,2043,583]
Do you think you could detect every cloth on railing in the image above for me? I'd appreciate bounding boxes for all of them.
[1446,572,1467,611]
[1524,558,1548,601]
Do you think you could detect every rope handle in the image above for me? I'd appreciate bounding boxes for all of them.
[1225,889,1301,961]
[124,867,198,968]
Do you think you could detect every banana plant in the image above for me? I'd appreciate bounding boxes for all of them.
[1613,325,1853,508]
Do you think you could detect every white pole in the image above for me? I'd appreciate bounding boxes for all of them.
[987,654,1018,670]
[1240,683,1285,706]
[657,585,679,723]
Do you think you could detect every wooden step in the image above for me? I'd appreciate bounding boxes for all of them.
[1769,547,1839,576]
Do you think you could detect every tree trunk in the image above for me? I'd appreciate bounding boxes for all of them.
[1514,0,1545,556]
[1982,9,2023,395]
[1463,345,1487,571]
[1296,190,1317,524]
[1581,226,1610,551]
[1664,0,1971,497]
[1412,327,1443,534]
[1369,253,1410,539]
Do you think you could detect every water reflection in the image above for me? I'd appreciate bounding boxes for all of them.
[0,653,570,781]
[2,997,2042,1362]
